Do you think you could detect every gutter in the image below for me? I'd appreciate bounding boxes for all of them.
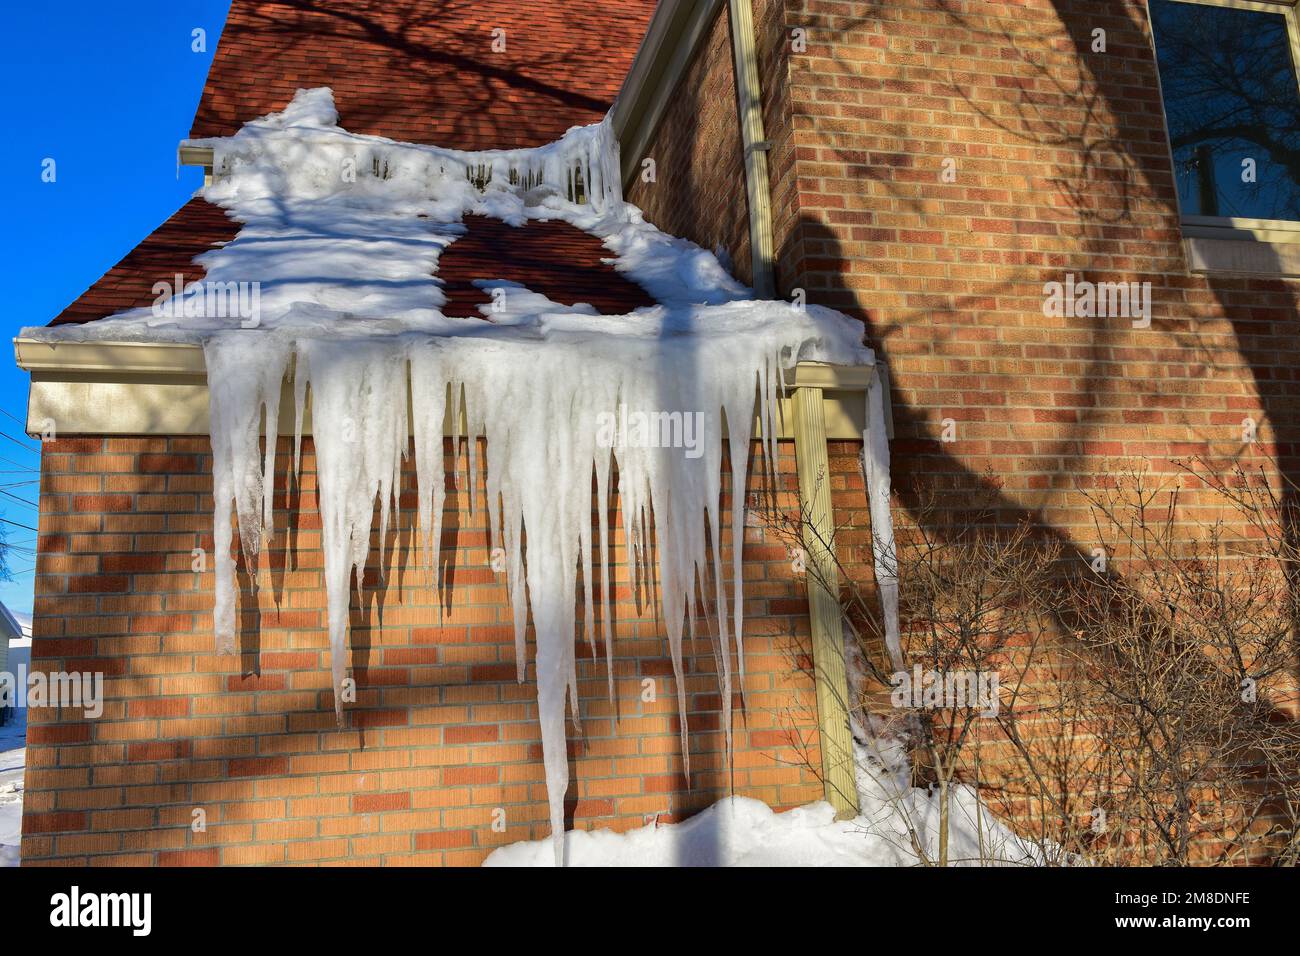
[178,143,216,187]
[178,144,214,171]
[14,337,886,441]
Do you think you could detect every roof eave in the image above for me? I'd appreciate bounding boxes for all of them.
[611,0,724,191]
[14,336,882,440]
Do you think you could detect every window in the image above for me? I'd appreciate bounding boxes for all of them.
[1150,0,1300,236]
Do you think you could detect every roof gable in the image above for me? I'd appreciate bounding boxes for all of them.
[190,0,657,150]
[51,199,241,326]
[50,0,660,328]
[49,200,655,328]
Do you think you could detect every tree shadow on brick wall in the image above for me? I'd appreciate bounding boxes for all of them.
[771,0,1300,859]
[777,0,1300,649]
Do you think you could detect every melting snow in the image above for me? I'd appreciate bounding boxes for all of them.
[484,735,1041,867]
[24,88,899,865]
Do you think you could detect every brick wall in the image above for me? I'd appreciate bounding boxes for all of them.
[21,435,857,865]
[622,0,1300,859]
[627,0,1300,566]
[783,0,1296,530]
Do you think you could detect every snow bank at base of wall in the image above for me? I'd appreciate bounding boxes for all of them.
[485,736,1042,867]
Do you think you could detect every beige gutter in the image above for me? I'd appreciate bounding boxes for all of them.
[178,144,215,186]
[15,338,886,441]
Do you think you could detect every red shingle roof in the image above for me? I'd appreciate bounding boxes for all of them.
[50,200,653,326]
[191,0,657,149]
[438,216,653,318]
[50,199,241,326]
[49,0,659,329]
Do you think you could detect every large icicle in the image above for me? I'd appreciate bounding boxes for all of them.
[38,88,883,866]
[863,368,904,671]
[204,333,292,653]
[297,338,410,722]
[204,326,851,864]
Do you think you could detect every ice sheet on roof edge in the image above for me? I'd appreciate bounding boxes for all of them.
[23,88,899,865]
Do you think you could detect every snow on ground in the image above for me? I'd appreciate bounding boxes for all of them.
[0,627,31,865]
[0,708,26,867]
[486,736,1040,867]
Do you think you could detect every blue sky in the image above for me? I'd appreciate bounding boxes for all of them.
[0,1,232,614]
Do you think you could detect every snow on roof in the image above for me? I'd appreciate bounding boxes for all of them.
[25,88,891,866]
[49,202,652,328]
[0,604,26,644]
[27,87,796,340]
[55,0,657,330]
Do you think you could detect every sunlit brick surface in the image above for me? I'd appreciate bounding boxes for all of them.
[624,0,1300,861]
[21,436,877,865]
[632,0,1300,528]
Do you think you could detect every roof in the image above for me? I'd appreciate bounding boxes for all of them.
[50,200,654,327]
[0,603,25,643]
[51,199,241,326]
[190,0,658,150]
[438,216,653,318]
[48,0,660,329]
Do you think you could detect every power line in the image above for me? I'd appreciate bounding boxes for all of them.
[0,431,38,454]
[0,408,28,430]
[0,516,37,532]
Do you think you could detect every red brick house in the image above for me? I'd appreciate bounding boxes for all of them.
[17,0,1300,865]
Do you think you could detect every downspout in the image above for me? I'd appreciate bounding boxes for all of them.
[727,0,777,299]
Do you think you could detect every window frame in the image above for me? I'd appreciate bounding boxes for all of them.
[1151,0,1300,243]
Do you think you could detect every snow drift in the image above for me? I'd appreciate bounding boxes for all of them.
[484,734,1041,867]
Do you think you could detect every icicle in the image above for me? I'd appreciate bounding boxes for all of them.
[863,367,904,671]
[205,333,292,654]
[410,343,450,586]
[290,352,308,509]
[580,462,597,661]
[595,449,615,703]
[724,395,753,696]
[203,330,877,863]
[297,338,409,723]
[167,88,888,868]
